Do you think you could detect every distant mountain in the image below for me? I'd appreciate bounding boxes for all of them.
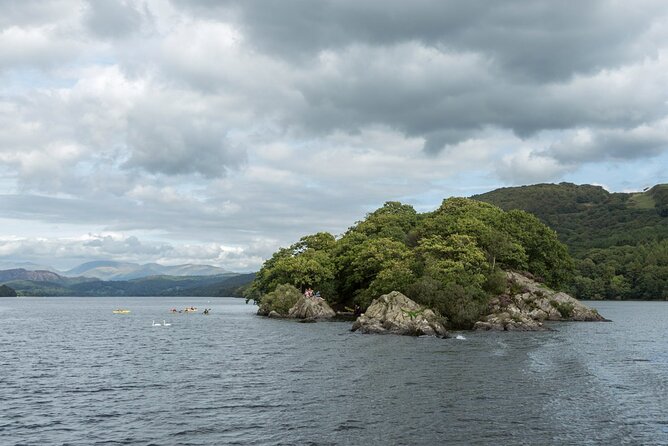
[473,182,668,300]
[64,261,231,281]
[0,268,67,283]
[0,261,57,272]
[0,268,101,297]
[1,271,254,297]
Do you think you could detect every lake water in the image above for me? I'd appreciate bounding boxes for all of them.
[0,297,667,445]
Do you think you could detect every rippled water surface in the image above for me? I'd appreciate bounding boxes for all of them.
[1,297,667,445]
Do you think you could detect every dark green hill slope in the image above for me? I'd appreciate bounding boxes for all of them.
[473,183,668,300]
[0,284,17,297]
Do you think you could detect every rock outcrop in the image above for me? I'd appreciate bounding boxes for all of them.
[474,272,608,331]
[288,296,336,320]
[352,291,448,337]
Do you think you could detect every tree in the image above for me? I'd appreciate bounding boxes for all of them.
[350,201,419,243]
[336,236,415,306]
[501,209,574,287]
[245,232,337,304]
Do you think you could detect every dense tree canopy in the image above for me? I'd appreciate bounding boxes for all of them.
[474,182,668,300]
[247,198,573,327]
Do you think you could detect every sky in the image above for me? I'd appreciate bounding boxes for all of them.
[1,0,667,272]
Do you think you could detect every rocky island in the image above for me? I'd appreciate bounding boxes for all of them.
[246,198,608,337]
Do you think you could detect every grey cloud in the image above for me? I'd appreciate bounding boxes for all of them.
[496,122,668,183]
[287,43,667,152]
[83,0,146,39]
[0,0,77,30]
[546,124,668,163]
[495,150,572,184]
[3,0,668,272]
[172,0,665,82]
[124,101,246,178]
[160,1,668,154]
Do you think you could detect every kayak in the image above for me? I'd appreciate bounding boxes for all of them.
[112,309,131,314]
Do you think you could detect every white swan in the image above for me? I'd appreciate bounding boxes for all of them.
[152,320,161,326]
[455,334,466,340]
[162,320,171,326]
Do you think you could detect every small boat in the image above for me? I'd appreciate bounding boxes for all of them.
[184,307,198,313]
[112,309,131,314]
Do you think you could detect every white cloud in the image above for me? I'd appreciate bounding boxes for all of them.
[497,148,572,184]
[1,0,668,270]
[0,232,262,271]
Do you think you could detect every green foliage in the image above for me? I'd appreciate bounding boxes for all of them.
[250,196,574,327]
[250,232,337,301]
[550,300,575,318]
[351,201,419,243]
[258,284,302,315]
[401,308,425,319]
[500,209,574,288]
[474,182,668,299]
[438,282,489,329]
[483,268,508,295]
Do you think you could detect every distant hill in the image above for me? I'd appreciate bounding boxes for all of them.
[0,284,17,297]
[473,183,668,300]
[64,261,231,281]
[0,268,70,284]
[0,270,254,297]
[0,261,57,272]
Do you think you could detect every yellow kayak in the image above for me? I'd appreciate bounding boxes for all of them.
[112,309,131,314]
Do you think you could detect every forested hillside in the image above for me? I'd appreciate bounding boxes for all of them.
[473,183,668,300]
[246,198,574,328]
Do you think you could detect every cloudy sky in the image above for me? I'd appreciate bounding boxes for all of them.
[1,0,667,271]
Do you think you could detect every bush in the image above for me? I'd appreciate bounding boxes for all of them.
[258,284,302,315]
[406,277,488,329]
[406,276,448,315]
[440,282,489,329]
[550,300,574,318]
[483,268,507,295]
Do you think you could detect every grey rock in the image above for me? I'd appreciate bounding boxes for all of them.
[351,291,448,338]
[288,296,336,320]
[475,272,608,331]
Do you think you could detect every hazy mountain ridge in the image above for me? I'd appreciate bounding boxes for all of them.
[0,269,74,284]
[0,271,254,298]
[63,260,231,281]
[0,261,252,297]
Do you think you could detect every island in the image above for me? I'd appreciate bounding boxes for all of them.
[245,197,607,336]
